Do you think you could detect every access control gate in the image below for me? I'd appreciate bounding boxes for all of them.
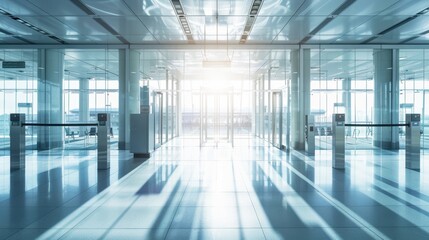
[200,89,234,147]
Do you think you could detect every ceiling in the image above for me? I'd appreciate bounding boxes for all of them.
[0,0,429,45]
[1,1,429,83]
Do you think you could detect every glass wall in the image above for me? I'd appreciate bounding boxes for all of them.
[1,47,429,154]
[0,50,38,155]
[310,49,374,150]
[63,49,119,149]
[253,50,291,148]
[399,49,429,149]
[141,50,180,145]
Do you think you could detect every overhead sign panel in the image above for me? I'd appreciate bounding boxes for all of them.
[2,61,26,68]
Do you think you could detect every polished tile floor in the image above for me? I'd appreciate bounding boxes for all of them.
[1,138,429,239]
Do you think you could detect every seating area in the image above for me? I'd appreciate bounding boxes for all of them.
[64,127,79,141]
[87,127,97,138]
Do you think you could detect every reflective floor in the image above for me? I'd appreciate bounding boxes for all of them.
[1,138,429,239]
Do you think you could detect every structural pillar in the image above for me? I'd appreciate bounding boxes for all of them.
[79,77,89,137]
[118,49,140,149]
[290,49,311,150]
[373,49,400,149]
[37,49,64,150]
[342,77,352,135]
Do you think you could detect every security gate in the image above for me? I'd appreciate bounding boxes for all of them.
[200,89,234,147]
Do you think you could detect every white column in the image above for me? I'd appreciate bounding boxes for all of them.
[79,77,89,137]
[373,49,400,149]
[118,49,140,149]
[290,49,310,150]
[37,49,64,150]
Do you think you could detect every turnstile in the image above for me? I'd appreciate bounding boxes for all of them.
[406,114,421,170]
[10,113,25,170]
[305,114,315,156]
[332,114,345,169]
[9,113,109,171]
[97,113,110,169]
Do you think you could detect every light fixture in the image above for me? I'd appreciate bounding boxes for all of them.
[203,60,231,68]
[0,7,66,44]
[170,0,193,41]
[239,0,264,44]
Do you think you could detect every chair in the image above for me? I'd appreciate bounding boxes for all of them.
[65,127,78,141]
[325,127,332,136]
[88,127,97,137]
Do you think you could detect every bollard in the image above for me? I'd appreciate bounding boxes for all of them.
[97,113,110,170]
[332,114,345,169]
[10,113,25,170]
[406,114,420,170]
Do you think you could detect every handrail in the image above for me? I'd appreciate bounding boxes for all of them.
[22,123,98,127]
[344,123,409,127]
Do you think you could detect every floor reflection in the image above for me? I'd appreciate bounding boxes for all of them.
[136,164,177,195]
[0,149,145,239]
[2,139,429,239]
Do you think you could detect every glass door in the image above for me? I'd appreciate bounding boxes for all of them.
[200,89,234,147]
[423,91,429,149]
[272,91,282,148]
[154,91,163,148]
[282,87,290,151]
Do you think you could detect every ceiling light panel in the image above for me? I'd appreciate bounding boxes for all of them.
[378,0,429,16]
[138,16,183,36]
[123,0,176,16]
[182,0,254,16]
[273,16,326,43]
[27,0,90,16]
[340,0,397,15]
[170,0,194,42]
[250,16,291,41]
[0,1,49,16]
[80,0,134,16]
[186,16,246,42]
[16,16,79,36]
[298,0,347,16]
[55,16,113,35]
[239,0,264,44]
[0,8,67,43]
[99,16,153,36]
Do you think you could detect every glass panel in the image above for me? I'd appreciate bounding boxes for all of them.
[399,49,426,149]
[272,92,282,148]
[63,49,119,149]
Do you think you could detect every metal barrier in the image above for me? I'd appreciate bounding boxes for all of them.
[332,114,421,170]
[9,113,110,171]
[405,114,421,170]
[10,114,25,170]
[332,114,345,169]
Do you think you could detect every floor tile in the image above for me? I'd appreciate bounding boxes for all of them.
[263,227,381,240]
[170,206,261,229]
[165,228,266,240]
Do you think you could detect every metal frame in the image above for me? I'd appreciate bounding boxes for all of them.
[153,91,163,148]
[4,44,429,50]
[272,90,283,149]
